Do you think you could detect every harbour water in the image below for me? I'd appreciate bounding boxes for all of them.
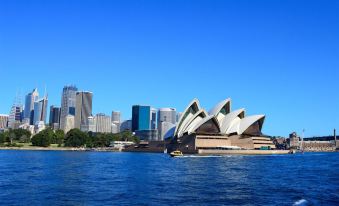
[0,151,338,205]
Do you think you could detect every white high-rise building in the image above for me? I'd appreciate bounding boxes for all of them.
[157,108,176,140]
[111,123,119,134]
[95,113,111,133]
[64,115,75,134]
[0,114,9,129]
[75,91,93,129]
[60,85,78,131]
[111,111,121,133]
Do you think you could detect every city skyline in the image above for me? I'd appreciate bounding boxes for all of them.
[0,0,338,137]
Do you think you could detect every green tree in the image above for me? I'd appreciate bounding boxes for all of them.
[53,129,65,145]
[31,129,54,147]
[0,132,5,144]
[10,129,32,143]
[92,133,111,147]
[64,129,88,147]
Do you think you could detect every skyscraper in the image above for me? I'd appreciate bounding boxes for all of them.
[158,108,176,125]
[49,106,61,129]
[95,113,111,133]
[151,108,157,130]
[60,85,78,131]
[75,91,93,129]
[132,105,151,132]
[157,108,176,140]
[33,96,48,125]
[8,105,23,129]
[0,114,9,129]
[64,115,75,134]
[111,111,121,124]
[24,88,39,125]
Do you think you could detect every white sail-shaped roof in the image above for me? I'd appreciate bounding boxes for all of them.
[174,99,201,137]
[177,109,208,137]
[226,115,265,135]
[208,98,231,123]
[220,108,245,134]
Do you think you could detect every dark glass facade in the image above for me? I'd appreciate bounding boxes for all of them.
[132,105,151,132]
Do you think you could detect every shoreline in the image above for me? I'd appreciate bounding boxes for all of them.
[0,146,120,152]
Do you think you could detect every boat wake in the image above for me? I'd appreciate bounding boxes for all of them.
[293,199,309,206]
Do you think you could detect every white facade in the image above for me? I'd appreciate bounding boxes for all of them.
[172,98,266,138]
[0,114,9,129]
[64,115,75,134]
[158,121,175,141]
[95,113,111,133]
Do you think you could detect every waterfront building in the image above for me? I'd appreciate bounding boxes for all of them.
[151,108,157,130]
[288,132,300,149]
[111,123,119,134]
[24,88,39,125]
[82,116,96,133]
[95,113,111,133]
[132,105,151,132]
[120,120,132,131]
[135,129,158,141]
[60,85,78,131]
[0,114,9,129]
[75,91,93,129]
[158,121,175,141]
[111,111,121,133]
[166,98,277,154]
[64,115,75,134]
[33,96,48,125]
[158,108,176,140]
[49,106,60,129]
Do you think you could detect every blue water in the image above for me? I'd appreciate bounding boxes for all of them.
[0,151,338,206]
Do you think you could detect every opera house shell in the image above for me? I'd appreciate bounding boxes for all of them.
[165,98,284,155]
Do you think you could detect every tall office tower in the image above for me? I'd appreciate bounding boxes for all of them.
[111,111,121,133]
[64,115,75,134]
[49,106,61,129]
[24,88,39,125]
[150,108,157,130]
[111,111,121,124]
[158,108,176,125]
[157,108,176,140]
[0,114,9,129]
[33,96,48,125]
[75,91,93,129]
[132,105,151,132]
[95,113,111,133]
[60,85,78,131]
[8,105,23,129]
[87,116,96,132]
[120,120,132,132]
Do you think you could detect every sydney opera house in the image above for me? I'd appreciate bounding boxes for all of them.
[165,98,288,155]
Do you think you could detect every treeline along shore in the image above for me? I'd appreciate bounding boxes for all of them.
[0,128,140,151]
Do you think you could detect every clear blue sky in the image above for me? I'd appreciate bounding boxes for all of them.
[0,0,338,137]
